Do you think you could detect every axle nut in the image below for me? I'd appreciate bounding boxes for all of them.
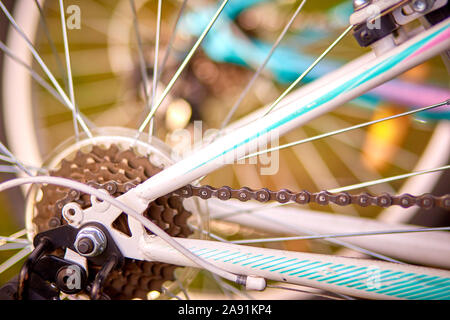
[74,226,107,257]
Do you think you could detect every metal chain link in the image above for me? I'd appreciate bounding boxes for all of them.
[56,181,450,211]
[174,185,450,210]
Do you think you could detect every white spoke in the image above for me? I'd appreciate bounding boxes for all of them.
[5,229,27,239]
[156,0,188,83]
[210,205,403,264]
[161,287,183,300]
[129,0,151,110]
[136,0,230,136]
[0,243,30,251]
[0,40,67,107]
[59,0,79,139]
[218,0,307,131]
[307,113,417,173]
[241,100,448,160]
[231,227,450,244]
[208,271,254,300]
[0,141,32,175]
[0,155,48,174]
[266,284,350,300]
[0,41,94,129]
[329,165,450,193]
[34,0,67,88]
[190,225,231,243]
[261,24,354,117]
[0,165,20,173]
[0,246,32,274]
[289,129,343,190]
[312,127,396,195]
[0,1,92,138]
[174,273,191,300]
[213,202,284,221]
[0,233,30,246]
[149,0,162,138]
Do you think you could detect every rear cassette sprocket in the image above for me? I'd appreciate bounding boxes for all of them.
[33,144,193,300]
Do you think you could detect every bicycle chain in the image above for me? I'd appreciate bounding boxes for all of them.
[36,147,448,301]
[53,180,138,220]
[174,185,450,210]
[57,181,450,214]
[58,181,449,210]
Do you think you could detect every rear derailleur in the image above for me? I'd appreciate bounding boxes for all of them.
[0,223,123,300]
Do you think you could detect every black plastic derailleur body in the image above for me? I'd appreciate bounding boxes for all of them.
[0,223,124,300]
[353,13,399,47]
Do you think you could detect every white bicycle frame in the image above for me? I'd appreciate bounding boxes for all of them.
[130,19,450,202]
[1,2,450,300]
[63,18,449,300]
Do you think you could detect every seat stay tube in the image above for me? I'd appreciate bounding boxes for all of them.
[133,19,450,203]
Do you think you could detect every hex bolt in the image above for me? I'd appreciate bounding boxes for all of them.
[77,238,94,255]
[74,226,107,257]
[353,0,371,11]
[411,0,433,12]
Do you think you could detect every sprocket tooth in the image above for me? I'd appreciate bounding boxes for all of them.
[162,265,177,281]
[147,203,165,220]
[91,144,110,158]
[114,150,137,165]
[72,150,91,165]
[34,144,193,300]
[162,208,176,223]
[174,210,191,226]
[147,279,165,292]
[166,225,182,237]
[181,226,194,237]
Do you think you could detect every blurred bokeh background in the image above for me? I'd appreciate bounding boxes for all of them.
[0,0,448,295]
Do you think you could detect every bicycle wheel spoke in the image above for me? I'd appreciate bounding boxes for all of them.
[213,202,283,221]
[289,129,343,191]
[0,165,19,174]
[0,229,29,246]
[156,0,188,84]
[0,40,67,107]
[0,155,48,174]
[1,40,99,131]
[0,142,32,175]
[1,0,448,301]
[149,0,162,138]
[33,0,67,89]
[174,273,191,300]
[218,0,307,132]
[0,246,32,274]
[266,284,350,300]
[312,128,396,195]
[261,24,354,117]
[231,227,450,244]
[136,0,230,137]
[209,271,255,300]
[241,100,448,160]
[161,287,183,300]
[0,243,30,251]
[129,0,151,110]
[59,0,79,139]
[330,165,450,193]
[308,113,418,172]
[191,225,231,243]
[0,1,92,138]
[288,129,361,216]
[209,272,235,300]
[210,204,403,263]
